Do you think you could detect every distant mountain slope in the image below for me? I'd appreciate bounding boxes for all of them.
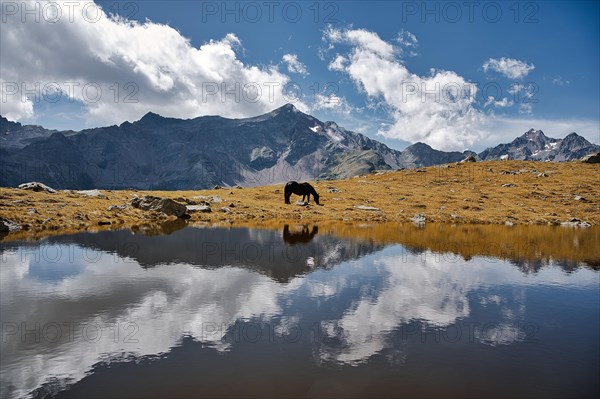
[1,109,597,190]
[398,142,476,166]
[0,105,406,189]
[479,129,599,161]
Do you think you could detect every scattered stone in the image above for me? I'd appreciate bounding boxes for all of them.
[580,152,600,164]
[561,218,592,228]
[131,196,187,217]
[328,188,341,193]
[234,185,243,189]
[505,221,514,226]
[219,207,231,213]
[451,214,461,219]
[460,155,477,163]
[193,195,222,203]
[228,203,236,208]
[411,214,426,225]
[108,205,128,211]
[355,205,381,211]
[213,185,222,190]
[0,218,22,232]
[27,208,38,215]
[502,183,517,187]
[76,189,106,199]
[574,195,588,202]
[295,200,308,206]
[186,205,212,213]
[536,173,548,178]
[18,182,56,193]
[416,169,426,173]
[97,221,111,226]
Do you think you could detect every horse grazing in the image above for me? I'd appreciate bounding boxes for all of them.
[284,181,320,205]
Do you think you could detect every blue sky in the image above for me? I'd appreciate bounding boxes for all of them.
[1,0,598,150]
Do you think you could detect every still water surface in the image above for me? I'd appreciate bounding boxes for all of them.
[1,224,599,398]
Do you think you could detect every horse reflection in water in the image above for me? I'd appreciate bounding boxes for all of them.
[283,224,319,269]
[283,224,319,245]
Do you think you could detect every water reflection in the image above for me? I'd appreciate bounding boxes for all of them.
[1,226,598,398]
[282,224,319,245]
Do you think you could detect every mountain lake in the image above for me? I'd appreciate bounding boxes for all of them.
[1,223,598,398]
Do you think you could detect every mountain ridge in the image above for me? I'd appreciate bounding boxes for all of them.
[1,106,598,189]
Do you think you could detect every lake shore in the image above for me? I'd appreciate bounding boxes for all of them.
[1,160,598,241]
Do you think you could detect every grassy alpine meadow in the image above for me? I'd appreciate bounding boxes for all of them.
[1,160,598,242]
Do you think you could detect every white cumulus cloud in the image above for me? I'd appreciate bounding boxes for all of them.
[0,0,299,127]
[282,53,309,76]
[483,57,535,79]
[323,27,486,151]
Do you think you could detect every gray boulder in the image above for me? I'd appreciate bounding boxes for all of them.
[0,218,22,232]
[186,205,212,213]
[580,152,600,164]
[18,182,56,193]
[77,189,106,198]
[131,196,187,217]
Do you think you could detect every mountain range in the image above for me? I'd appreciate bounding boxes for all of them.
[1,104,598,189]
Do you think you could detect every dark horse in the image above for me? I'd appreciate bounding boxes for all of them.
[284,181,320,205]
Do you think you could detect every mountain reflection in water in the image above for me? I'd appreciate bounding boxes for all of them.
[0,224,598,399]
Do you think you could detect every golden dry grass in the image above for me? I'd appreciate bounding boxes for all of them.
[1,160,598,242]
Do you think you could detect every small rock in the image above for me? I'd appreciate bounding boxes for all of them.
[451,214,461,219]
[536,173,548,178]
[561,219,592,228]
[234,185,243,189]
[228,203,236,207]
[574,195,588,202]
[18,182,56,193]
[460,155,477,163]
[77,189,106,199]
[355,205,381,211]
[186,205,212,213]
[107,205,128,211]
[328,188,341,193]
[295,200,308,206]
[219,207,231,213]
[97,221,111,226]
[27,208,38,215]
[411,214,426,225]
[0,218,22,232]
[505,221,514,226]
[502,183,517,187]
[131,196,187,217]
[213,185,222,190]
[193,195,222,203]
